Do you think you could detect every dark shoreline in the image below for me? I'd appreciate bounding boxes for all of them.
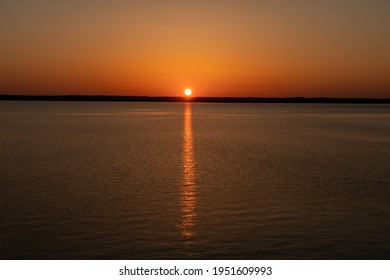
[1,95,390,104]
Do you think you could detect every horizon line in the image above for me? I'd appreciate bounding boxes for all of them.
[1,94,390,104]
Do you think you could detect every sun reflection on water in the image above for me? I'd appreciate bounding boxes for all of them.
[180,102,197,253]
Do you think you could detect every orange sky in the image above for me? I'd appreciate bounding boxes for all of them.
[1,1,390,97]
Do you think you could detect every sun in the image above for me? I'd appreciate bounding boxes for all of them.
[184,88,192,96]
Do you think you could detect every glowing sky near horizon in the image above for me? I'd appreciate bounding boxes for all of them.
[1,0,390,97]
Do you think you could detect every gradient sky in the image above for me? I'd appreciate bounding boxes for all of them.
[1,0,390,97]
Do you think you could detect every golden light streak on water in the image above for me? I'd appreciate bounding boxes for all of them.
[180,103,197,253]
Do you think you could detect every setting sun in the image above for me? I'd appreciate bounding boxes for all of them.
[184,88,192,96]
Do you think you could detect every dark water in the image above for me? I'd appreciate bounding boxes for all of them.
[0,101,389,259]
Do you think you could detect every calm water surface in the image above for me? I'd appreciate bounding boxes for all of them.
[0,101,389,259]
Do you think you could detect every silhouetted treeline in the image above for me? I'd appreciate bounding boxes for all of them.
[1,95,389,104]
